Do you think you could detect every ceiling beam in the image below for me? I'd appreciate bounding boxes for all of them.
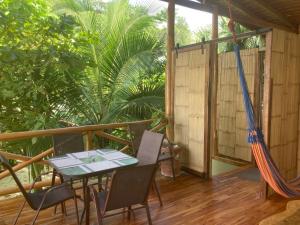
[228,0,297,33]
[160,0,258,29]
[160,0,213,13]
[251,0,297,29]
[162,0,297,33]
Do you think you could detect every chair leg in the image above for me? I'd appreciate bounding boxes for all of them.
[127,206,131,220]
[13,200,26,225]
[31,208,42,225]
[62,202,67,216]
[80,207,86,225]
[145,203,153,225]
[74,196,80,225]
[153,179,163,207]
[171,158,176,181]
[97,175,102,191]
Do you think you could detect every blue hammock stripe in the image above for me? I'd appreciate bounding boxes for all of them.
[233,44,300,198]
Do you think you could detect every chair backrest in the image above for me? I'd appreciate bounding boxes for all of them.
[128,122,151,155]
[52,133,84,156]
[136,130,164,165]
[0,154,33,207]
[104,164,157,211]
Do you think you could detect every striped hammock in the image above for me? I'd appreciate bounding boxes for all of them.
[234,45,300,198]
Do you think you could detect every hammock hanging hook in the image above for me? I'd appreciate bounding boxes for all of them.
[227,0,237,43]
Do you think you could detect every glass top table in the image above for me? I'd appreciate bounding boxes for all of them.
[49,149,138,225]
[49,148,138,179]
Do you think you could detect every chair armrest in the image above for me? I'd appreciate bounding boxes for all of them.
[28,170,64,193]
[35,183,75,210]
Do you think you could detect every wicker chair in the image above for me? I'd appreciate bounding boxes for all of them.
[0,153,79,225]
[128,123,176,180]
[89,164,157,225]
[135,130,164,206]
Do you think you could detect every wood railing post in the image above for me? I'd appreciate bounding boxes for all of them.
[166,0,175,142]
[0,119,161,196]
[87,131,93,150]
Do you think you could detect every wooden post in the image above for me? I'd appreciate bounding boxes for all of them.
[206,6,218,178]
[166,0,175,141]
[261,31,273,199]
[87,131,93,150]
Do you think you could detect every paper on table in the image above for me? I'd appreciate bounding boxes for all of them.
[85,161,119,172]
[51,157,83,168]
[97,149,118,155]
[102,151,130,161]
[68,150,99,159]
[59,165,91,176]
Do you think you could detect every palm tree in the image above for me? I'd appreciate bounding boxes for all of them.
[52,0,165,125]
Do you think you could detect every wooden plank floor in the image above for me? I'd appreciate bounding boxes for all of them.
[0,170,289,225]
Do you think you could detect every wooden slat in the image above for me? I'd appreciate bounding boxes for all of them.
[0,171,289,225]
[0,119,154,142]
[0,177,60,196]
[0,150,49,165]
[166,0,175,141]
[252,0,296,28]
[95,131,131,146]
[0,148,54,180]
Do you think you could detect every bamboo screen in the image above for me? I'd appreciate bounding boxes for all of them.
[265,29,300,181]
[174,45,210,174]
[217,48,259,162]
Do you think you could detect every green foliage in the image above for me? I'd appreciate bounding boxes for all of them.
[0,0,91,162]
[194,17,264,52]
[175,16,193,46]
[52,0,165,125]
[0,0,166,168]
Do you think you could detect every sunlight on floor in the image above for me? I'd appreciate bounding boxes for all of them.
[212,159,239,176]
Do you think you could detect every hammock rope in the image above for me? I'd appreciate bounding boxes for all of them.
[234,45,300,198]
[227,0,300,198]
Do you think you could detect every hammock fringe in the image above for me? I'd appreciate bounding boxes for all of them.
[234,45,300,198]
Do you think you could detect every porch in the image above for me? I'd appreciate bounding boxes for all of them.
[0,169,288,225]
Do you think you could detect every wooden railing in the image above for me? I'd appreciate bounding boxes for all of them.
[0,119,168,196]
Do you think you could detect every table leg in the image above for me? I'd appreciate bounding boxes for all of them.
[79,178,89,225]
[85,179,90,225]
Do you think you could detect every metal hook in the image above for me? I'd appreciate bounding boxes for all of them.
[175,43,179,58]
[200,37,205,54]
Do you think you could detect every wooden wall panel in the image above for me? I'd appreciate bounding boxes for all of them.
[174,46,210,174]
[266,29,300,181]
[216,49,259,162]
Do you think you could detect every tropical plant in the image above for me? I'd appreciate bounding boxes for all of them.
[0,0,166,178]
[194,17,264,52]
[0,0,91,177]
[52,0,165,125]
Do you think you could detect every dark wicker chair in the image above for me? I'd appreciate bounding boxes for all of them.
[136,130,164,206]
[128,123,176,180]
[52,133,84,156]
[128,122,151,156]
[0,153,79,225]
[51,133,86,188]
[89,164,157,225]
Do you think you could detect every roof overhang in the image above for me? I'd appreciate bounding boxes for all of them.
[161,0,299,33]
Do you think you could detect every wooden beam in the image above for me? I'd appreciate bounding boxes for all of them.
[0,150,49,165]
[95,131,131,146]
[251,0,296,29]
[166,0,175,141]
[0,148,54,180]
[0,119,154,142]
[0,177,60,196]
[161,0,297,33]
[208,6,219,179]
[229,1,298,33]
[161,0,213,13]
